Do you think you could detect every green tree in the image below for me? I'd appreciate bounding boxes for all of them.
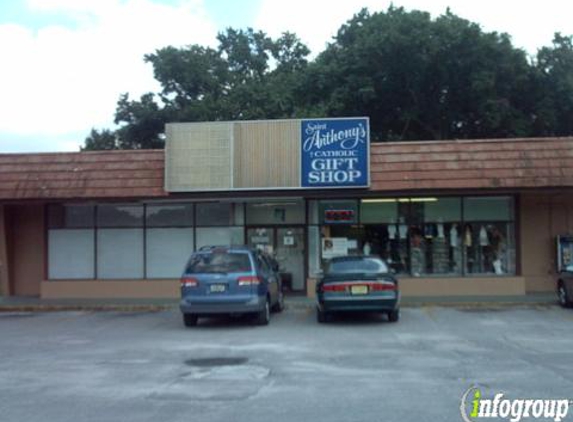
[82,28,310,150]
[298,7,535,141]
[532,33,573,135]
[83,9,573,150]
[82,128,119,151]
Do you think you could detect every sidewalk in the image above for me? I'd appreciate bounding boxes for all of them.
[0,293,559,312]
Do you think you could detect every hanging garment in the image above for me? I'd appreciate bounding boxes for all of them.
[399,224,408,239]
[464,226,472,247]
[493,259,503,275]
[437,223,445,239]
[388,224,397,240]
[424,224,434,239]
[479,226,489,247]
[450,224,458,248]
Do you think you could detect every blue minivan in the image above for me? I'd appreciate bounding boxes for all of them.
[179,246,284,327]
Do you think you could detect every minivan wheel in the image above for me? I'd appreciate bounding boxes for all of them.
[558,282,571,308]
[255,299,270,325]
[183,313,198,327]
[271,290,285,313]
[388,309,400,322]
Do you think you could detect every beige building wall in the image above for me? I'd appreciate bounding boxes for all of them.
[42,280,179,299]
[520,192,573,292]
[0,206,10,296]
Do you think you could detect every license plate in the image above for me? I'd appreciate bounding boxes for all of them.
[210,284,226,293]
[351,285,368,295]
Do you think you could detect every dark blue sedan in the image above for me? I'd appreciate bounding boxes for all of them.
[316,256,400,323]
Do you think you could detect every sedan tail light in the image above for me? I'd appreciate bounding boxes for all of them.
[371,281,397,291]
[238,276,261,286]
[322,283,348,293]
[181,277,199,288]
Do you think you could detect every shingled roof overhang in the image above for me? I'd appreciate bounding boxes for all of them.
[0,149,166,201]
[1,137,572,201]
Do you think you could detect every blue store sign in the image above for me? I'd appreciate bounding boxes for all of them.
[301,118,369,188]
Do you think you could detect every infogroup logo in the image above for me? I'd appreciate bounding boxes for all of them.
[460,387,571,422]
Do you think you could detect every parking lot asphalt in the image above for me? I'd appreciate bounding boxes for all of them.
[0,305,572,422]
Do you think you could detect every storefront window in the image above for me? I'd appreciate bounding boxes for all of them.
[48,229,95,279]
[196,227,244,249]
[48,204,95,228]
[316,196,515,278]
[409,198,462,276]
[463,197,515,275]
[146,204,193,227]
[97,228,144,279]
[319,200,358,224]
[97,205,143,227]
[196,203,233,226]
[146,228,194,278]
[47,205,96,279]
[246,201,304,225]
[358,199,409,275]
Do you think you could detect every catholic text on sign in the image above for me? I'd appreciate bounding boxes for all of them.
[301,118,369,188]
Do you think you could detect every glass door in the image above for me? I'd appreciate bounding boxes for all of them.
[275,227,305,291]
[247,226,306,292]
[246,227,275,254]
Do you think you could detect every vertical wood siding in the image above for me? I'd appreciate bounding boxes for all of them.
[233,120,301,189]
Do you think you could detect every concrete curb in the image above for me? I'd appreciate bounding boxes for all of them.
[0,304,177,313]
[0,296,559,313]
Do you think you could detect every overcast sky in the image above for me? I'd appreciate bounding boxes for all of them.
[1,0,572,153]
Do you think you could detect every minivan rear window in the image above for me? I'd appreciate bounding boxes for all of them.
[185,252,253,274]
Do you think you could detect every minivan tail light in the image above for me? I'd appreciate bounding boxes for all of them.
[238,276,261,286]
[181,277,199,288]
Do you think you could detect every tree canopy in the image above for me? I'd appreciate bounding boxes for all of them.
[84,7,573,150]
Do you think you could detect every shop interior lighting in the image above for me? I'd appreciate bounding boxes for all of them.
[361,198,397,203]
[362,197,438,203]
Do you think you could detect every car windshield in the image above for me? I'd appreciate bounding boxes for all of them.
[327,257,389,274]
[185,252,252,274]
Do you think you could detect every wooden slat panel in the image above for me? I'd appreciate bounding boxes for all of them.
[233,120,300,188]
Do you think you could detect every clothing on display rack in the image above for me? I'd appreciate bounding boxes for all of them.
[464,225,472,247]
[450,224,458,248]
[388,224,397,240]
[479,226,489,247]
[437,223,445,239]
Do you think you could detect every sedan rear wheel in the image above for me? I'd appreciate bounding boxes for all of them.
[317,308,329,323]
[388,309,400,322]
[558,282,572,308]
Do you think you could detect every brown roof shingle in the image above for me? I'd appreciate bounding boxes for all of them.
[2,136,573,200]
[0,150,166,200]
[370,137,573,192]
